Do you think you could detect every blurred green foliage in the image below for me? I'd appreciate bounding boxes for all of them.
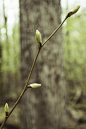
[0,22,21,100]
[1,8,86,94]
[63,9,86,90]
[62,8,86,128]
[2,23,20,74]
[0,4,86,129]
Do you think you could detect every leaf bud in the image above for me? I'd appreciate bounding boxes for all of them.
[4,103,9,117]
[67,5,80,17]
[29,83,41,88]
[36,30,42,48]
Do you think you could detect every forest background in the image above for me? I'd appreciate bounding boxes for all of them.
[0,0,86,129]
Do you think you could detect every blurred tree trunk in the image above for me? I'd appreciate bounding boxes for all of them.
[20,0,67,129]
[0,29,3,97]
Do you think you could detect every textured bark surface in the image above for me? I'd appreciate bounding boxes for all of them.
[20,0,67,129]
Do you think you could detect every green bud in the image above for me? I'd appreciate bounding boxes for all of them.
[36,30,42,48]
[29,83,41,88]
[4,103,9,117]
[4,103,9,113]
[72,5,80,14]
[68,5,80,17]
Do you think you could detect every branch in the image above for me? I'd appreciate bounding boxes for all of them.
[0,5,80,129]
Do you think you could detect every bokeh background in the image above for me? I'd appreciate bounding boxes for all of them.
[0,0,86,129]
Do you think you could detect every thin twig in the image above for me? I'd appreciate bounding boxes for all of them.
[42,15,68,47]
[0,117,7,129]
[0,4,81,128]
[0,14,67,129]
[10,48,41,115]
[0,48,41,129]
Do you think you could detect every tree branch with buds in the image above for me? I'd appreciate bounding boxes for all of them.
[0,5,80,129]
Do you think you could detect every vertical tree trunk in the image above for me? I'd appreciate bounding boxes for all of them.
[20,0,67,129]
[0,30,3,97]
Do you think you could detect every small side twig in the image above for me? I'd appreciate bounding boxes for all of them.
[42,16,67,47]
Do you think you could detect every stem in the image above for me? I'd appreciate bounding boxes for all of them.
[0,117,7,129]
[0,48,41,129]
[0,14,67,129]
[42,15,68,47]
[10,48,41,114]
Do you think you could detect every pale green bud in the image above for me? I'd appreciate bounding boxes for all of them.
[29,83,41,88]
[72,5,80,14]
[4,103,9,113]
[68,5,80,17]
[36,30,42,48]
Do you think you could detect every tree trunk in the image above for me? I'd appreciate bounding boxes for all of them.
[20,0,67,129]
[0,31,3,97]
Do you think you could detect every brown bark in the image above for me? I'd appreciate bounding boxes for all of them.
[20,0,67,129]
